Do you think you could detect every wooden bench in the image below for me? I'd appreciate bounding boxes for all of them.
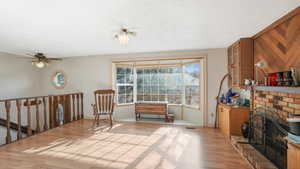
[135,102,168,121]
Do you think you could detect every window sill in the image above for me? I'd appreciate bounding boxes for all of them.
[116,103,200,110]
[183,105,200,110]
[116,103,134,107]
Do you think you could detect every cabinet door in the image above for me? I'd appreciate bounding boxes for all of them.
[288,143,300,169]
[228,47,233,87]
[219,105,230,137]
[218,106,225,134]
[232,44,240,87]
[223,108,230,137]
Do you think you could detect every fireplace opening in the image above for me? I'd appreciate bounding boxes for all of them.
[249,107,289,169]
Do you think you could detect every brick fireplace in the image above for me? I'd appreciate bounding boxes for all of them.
[249,87,300,169]
[253,89,300,120]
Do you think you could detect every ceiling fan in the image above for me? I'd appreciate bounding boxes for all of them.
[26,52,62,68]
[114,28,137,45]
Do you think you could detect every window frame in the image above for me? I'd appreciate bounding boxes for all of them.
[183,62,201,109]
[115,65,135,105]
[113,60,202,109]
[135,65,183,104]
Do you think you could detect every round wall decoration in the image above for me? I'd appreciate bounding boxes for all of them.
[52,70,67,89]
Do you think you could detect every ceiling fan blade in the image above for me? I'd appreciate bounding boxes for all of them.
[130,32,137,36]
[48,58,62,61]
[25,53,36,57]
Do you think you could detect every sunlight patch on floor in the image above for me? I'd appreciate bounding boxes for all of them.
[21,124,191,169]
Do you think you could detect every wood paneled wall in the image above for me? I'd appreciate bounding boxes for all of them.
[254,6,300,82]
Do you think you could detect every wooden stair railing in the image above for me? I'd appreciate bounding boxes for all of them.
[0,118,35,135]
[0,92,84,145]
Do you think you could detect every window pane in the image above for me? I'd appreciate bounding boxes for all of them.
[116,66,134,104]
[126,75,133,84]
[144,74,150,84]
[126,95,133,103]
[152,95,159,101]
[126,68,132,74]
[159,86,166,94]
[184,64,200,85]
[117,74,125,84]
[137,85,143,94]
[118,86,125,94]
[137,69,143,74]
[191,96,200,106]
[125,86,133,95]
[174,95,182,104]
[144,86,151,94]
[137,95,143,101]
[151,74,158,85]
[118,94,126,104]
[137,76,143,84]
[167,95,175,104]
[144,69,151,74]
[144,95,151,101]
[119,65,186,105]
[151,86,158,94]
[159,67,167,73]
[117,67,126,74]
[184,63,200,107]
[159,95,166,101]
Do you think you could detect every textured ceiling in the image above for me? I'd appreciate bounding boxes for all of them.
[0,0,299,57]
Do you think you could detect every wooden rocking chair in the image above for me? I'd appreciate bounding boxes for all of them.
[91,89,115,126]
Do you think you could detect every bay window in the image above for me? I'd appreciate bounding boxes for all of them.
[115,60,202,108]
[136,66,182,104]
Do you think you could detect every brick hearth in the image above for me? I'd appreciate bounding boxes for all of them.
[231,136,278,169]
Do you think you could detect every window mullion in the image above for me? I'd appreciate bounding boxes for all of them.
[182,64,186,106]
[133,66,137,103]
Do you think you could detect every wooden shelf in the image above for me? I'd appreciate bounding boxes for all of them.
[254,86,300,94]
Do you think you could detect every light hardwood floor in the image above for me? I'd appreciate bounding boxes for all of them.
[0,120,250,169]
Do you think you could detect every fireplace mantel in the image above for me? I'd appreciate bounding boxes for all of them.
[255,86,300,94]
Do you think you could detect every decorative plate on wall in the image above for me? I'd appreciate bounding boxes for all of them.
[52,70,67,89]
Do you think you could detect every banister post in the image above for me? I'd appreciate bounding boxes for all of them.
[76,94,80,120]
[35,98,40,133]
[16,99,22,140]
[5,101,12,144]
[43,97,48,131]
[80,93,84,119]
[72,94,76,121]
[26,99,32,136]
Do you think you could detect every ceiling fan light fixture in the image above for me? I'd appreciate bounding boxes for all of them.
[32,61,46,68]
[115,28,136,45]
[117,33,129,45]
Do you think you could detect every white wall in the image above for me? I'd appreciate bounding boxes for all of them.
[0,49,227,127]
[0,53,44,144]
[0,53,42,99]
[39,49,227,126]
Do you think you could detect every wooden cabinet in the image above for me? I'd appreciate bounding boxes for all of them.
[228,38,254,88]
[288,142,300,169]
[218,103,249,138]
